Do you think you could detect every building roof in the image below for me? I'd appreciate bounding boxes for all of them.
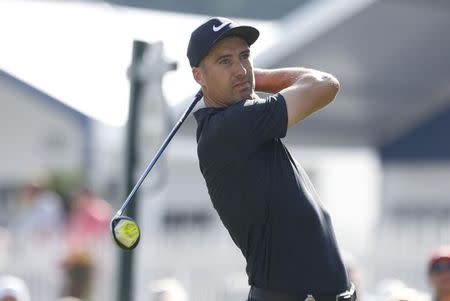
[98,0,311,19]
[256,0,450,147]
[0,68,89,126]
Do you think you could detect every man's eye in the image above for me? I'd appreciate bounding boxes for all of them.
[241,53,250,59]
[220,59,229,64]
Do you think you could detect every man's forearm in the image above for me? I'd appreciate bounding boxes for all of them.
[255,67,339,127]
[254,67,324,94]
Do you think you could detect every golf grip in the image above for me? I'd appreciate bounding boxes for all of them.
[116,89,204,216]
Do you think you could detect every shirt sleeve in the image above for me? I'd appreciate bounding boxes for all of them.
[215,93,288,154]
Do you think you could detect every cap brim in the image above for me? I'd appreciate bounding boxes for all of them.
[216,25,260,47]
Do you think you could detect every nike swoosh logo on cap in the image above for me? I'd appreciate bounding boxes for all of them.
[213,22,231,32]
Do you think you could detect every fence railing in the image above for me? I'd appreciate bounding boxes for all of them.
[0,229,248,301]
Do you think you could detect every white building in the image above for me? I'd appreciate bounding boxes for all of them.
[0,69,92,221]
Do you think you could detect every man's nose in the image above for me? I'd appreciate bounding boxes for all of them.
[233,61,247,77]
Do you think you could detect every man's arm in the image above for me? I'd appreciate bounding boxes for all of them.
[254,67,340,128]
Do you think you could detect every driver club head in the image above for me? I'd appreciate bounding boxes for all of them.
[111,215,141,250]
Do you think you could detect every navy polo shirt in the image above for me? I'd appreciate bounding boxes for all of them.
[194,93,350,296]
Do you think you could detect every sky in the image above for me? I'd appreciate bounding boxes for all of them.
[0,1,279,126]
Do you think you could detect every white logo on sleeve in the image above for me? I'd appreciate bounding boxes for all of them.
[213,22,231,32]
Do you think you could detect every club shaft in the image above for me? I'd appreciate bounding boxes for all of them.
[116,90,203,216]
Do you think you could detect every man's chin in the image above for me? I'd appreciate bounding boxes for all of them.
[236,89,254,101]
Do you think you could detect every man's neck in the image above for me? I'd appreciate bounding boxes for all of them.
[203,95,227,108]
[203,91,258,108]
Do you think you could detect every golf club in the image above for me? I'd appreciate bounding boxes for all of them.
[111,89,203,250]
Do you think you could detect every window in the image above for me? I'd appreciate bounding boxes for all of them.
[162,209,213,232]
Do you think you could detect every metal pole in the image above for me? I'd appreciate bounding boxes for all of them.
[117,40,147,301]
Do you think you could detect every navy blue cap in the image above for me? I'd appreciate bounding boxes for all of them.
[187,17,260,67]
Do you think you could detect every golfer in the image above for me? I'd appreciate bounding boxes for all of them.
[188,17,356,301]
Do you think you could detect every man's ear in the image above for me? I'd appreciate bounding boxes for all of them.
[192,67,205,86]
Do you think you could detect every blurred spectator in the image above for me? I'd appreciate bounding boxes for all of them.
[61,187,112,300]
[150,278,188,301]
[428,245,450,301]
[64,188,112,250]
[375,279,429,301]
[57,297,83,301]
[376,278,408,300]
[0,275,30,301]
[11,182,64,246]
[387,286,428,301]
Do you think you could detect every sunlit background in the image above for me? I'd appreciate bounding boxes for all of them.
[1,0,450,300]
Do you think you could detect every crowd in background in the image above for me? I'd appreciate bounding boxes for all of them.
[0,179,112,301]
[0,180,449,301]
[345,246,450,301]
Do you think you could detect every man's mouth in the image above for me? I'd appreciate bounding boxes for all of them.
[233,81,250,88]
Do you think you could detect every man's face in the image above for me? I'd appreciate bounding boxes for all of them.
[429,260,450,295]
[193,36,255,107]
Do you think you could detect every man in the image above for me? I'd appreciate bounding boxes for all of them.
[187,17,356,301]
[12,182,64,248]
[62,187,112,300]
[428,245,450,301]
